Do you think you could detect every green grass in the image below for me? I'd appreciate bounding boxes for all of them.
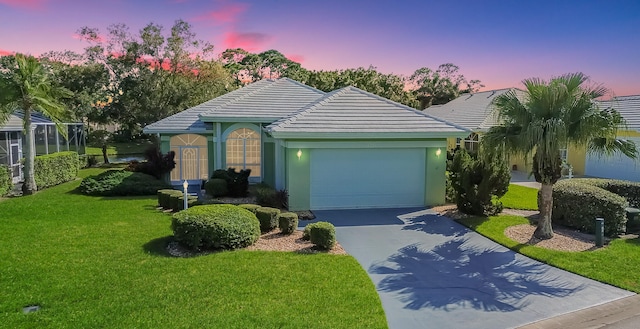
[0,169,387,328]
[86,140,155,156]
[458,215,640,293]
[499,184,539,210]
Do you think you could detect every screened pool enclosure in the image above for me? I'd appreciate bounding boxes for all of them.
[0,111,85,183]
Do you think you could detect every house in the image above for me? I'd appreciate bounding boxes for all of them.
[143,78,469,211]
[0,111,85,183]
[583,95,640,181]
[426,90,640,181]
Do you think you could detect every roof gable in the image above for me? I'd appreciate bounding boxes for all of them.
[267,86,468,138]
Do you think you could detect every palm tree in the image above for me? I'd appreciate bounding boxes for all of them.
[483,73,637,239]
[0,54,72,194]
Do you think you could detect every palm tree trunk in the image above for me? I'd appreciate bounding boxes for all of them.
[535,183,554,239]
[22,108,37,195]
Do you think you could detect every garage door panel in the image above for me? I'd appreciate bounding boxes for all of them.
[585,137,640,182]
[310,148,426,209]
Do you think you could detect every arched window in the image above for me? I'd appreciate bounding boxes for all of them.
[226,128,260,177]
[170,134,208,182]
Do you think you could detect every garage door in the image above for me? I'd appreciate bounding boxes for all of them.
[310,148,426,210]
[585,137,640,181]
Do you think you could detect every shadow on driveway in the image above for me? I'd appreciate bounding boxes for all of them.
[370,237,581,312]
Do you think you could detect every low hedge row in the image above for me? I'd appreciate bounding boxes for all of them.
[78,170,171,196]
[34,151,79,190]
[552,180,628,236]
[0,164,11,196]
[568,178,640,208]
[157,189,199,211]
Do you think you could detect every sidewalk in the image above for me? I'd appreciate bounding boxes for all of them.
[518,294,640,329]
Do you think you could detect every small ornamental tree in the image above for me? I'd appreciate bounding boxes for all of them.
[449,148,510,216]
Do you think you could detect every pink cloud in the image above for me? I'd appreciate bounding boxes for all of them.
[0,0,46,10]
[286,54,304,64]
[194,2,249,25]
[0,49,14,56]
[223,32,270,51]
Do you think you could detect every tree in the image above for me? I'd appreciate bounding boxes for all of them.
[0,54,72,194]
[409,63,484,109]
[482,72,637,239]
[76,20,233,136]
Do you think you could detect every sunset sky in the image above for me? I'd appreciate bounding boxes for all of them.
[1,0,639,96]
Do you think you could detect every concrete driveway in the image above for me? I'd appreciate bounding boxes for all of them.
[305,208,634,329]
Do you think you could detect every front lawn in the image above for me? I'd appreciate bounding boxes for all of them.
[458,215,640,293]
[499,184,538,210]
[0,170,387,328]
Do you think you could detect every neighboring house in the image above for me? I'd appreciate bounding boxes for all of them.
[583,95,640,181]
[426,90,640,181]
[144,78,469,211]
[0,111,85,183]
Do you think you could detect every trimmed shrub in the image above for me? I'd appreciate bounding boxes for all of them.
[226,168,251,197]
[34,151,79,190]
[204,178,228,197]
[157,189,183,209]
[552,180,628,236]
[278,212,298,235]
[309,221,336,250]
[0,164,11,196]
[239,204,260,213]
[171,204,260,250]
[170,195,199,212]
[78,170,171,196]
[567,178,640,208]
[255,206,281,232]
[302,223,316,241]
[449,148,510,216]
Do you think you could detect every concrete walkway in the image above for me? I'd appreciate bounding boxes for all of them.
[306,208,634,329]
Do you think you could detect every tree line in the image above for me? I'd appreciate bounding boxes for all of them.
[2,19,484,138]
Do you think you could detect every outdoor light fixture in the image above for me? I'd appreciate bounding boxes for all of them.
[297,149,302,160]
[436,148,442,157]
[182,180,189,210]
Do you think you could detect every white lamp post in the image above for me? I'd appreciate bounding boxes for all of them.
[182,180,189,210]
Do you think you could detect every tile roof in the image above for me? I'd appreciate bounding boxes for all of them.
[267,86,468,137]
[597,95,640,132]
[143,78,325,133]
[423,88,524,131]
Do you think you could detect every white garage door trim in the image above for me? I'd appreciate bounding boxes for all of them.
[310,148,426,210]
[585,137,640,181]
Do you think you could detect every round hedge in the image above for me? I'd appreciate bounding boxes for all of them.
[171,204,260,251]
